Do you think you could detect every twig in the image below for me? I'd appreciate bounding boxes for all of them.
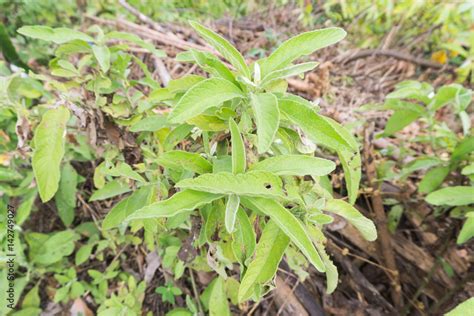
[363,122,403,308]
[428,271,474,314]
[337,49,450,70]
[401,231,452,315]
[188,268,204,316]
[153,57,171,86]
[327,240,397,314]
[118,0,164,32]
[85,15,215,54]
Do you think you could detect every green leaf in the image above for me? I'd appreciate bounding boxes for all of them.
[250,93,280,153]
[75,244,94,265]
[229,118,246,174]
[431,84,472,112]
[241,197,325,272]
[22,285,41,308]
[325,199,377,241]
[238,220,289,302]
[31,230,79,265]
[92,45,110,73]
[279,97,360,203]
[419,166,450,194]
[232,208,256,267]
[32,107,70,202]
[225,194,240,233]
[157,150,212,174]
[457,212,474,244]
[260,27,346,75]
[279,96,355,151]
[452,136,474,162]
[178,49,237,84]
[399,157,442,178]
[383,110,421,136]
[176,171,285,198]
[89,180,131,201]
[54,163,78,226]
[446,297,474,316]
[0,23,28,70]
[426,186,474,206]
[209,277,230,316]
[386,80,432,104]
[127,189,222,220]
[338,149,361,205]
[190,21,250,78]
[107,162,146,183]
[251,154,335,176]
[102,185,156,229]
[105,31,165,57]
[18,25,94,44]
[306,225,338,294]
[260,62,318,87]
[168,78,243,124]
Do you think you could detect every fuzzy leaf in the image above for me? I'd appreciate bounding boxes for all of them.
[102,185,156,229]
[89,180,131,201]
[307,225,338,294]
[279,97,360,204]
[241,197,325,272]
[229,118,246,174]
[325,199,377,241]
[238,220,289,302]
[261,27,346,75]
[261,62,319,87]
[32,107,70,202]
[190,21,250,78]
[157,150,212,174]
[232,208,256,267]
[225,194,240,233]
[127,190,222,220]
[209,277,231,316]
[54,163,78,226]
[251,154,335,176]
[92,45,110,73]
[250,93,280,153]
[168,78,243,124]
[18,25,94,44]
[176,171,285,198]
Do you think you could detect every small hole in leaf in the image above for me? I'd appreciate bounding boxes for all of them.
[264,183,272,189]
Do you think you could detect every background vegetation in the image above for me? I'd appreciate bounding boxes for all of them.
[1,1,473,315]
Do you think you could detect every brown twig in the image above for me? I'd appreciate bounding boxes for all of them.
[337,49,450,70]
[327,240,397,314]
[118,0,164,32]
[85,15,215,54]
[401,231,453,315]
[363,122,403,308]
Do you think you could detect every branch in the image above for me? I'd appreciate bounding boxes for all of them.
[337,49,450,70]
[363,122,403,308]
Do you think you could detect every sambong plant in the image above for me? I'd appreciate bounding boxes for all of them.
[14,21,377,312]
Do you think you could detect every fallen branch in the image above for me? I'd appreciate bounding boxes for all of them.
[337,49,449,70]
[363,122,403,308]
[327,240,397,314]
[85,15,215,54]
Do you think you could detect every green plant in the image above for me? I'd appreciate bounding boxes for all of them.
[376,80,473,244]
[443,31,474,84]
[2,21,378,312]
[155,281,182,305]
